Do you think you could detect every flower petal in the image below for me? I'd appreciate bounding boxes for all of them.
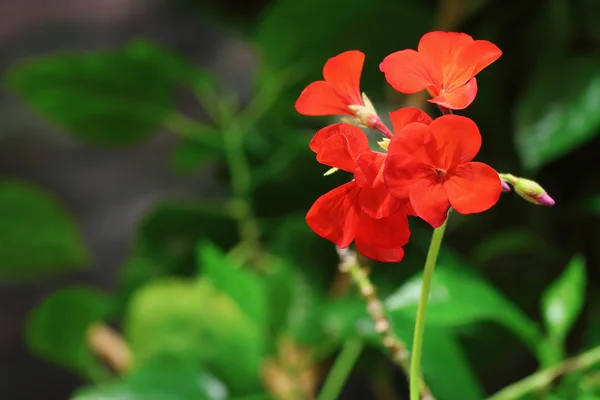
[355,243,405,263]
[295,81,351,116]
[428,77,478,110]
[312,124,369,171]
[306,182,361,248]
[323,50,365,106]
[444,162,501,214]
[355,210,411,252]
[384,153,434,200]
[456,40,502,84]
[427,114,482,170]
[417,31,474,87]
[409,177,450,228]
[309,123,368,153]
[389,107,433,133]
[380,50,434,94]
[387,122,435,164]
[355,151,404,219]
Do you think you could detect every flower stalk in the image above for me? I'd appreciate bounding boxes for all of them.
[409,216,449,400]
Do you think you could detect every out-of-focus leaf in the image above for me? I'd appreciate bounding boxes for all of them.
[323,298,484,400]
[26,286,115,380]
[471,228,561,264]
[6,40,197,147]
[541,255,586,342]
[169,138,218,175]
[125,277,264,395]
[385,267,542,350]
[72,358,227,400]
[0,181,90,280]
[514,57,600,172]
[197,241,267,327]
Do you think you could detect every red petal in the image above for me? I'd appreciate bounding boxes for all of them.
[428,77,478,110]
[310,123,366,153]
[387,122,434,164]
[311,124,369,171]
[323,50,365,106]
[295,81,351,116]
[355,152,404,219]
[306,182,361,248]
[444,162,501,214]
[355,210,411,252]
[380,50,434,94]
[389,107,433,133]
[417,31,474,87]
[355,242,405,263]
[427,114,481,170]
[408,177,450,228]
[456,40,502,84]
[384,153,434,199]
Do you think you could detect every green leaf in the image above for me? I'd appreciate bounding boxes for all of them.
[26,286,115,379]
[5,40,190,147]
[385,267,542,350]
[323,298,484,400]
[471,228,561,264]
[0,181,90,280]
[514,57,600,171]
[541,255,586,342]
[170,138,216,175]
[197,241,267,327]
[125,277,265,395]
[72,358,228,400]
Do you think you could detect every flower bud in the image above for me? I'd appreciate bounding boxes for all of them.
[501,180,511,192]
[347,93,380,129]
[513,178,555,206]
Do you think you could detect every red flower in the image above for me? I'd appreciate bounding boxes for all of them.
[384,114,501,228]
[296,51,364,117]
[305,123,411,262]
[379,31,502,110]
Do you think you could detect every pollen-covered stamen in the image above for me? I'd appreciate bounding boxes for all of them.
[434,167,447,182]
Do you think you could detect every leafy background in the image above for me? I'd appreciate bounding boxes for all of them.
[0,0,600,399]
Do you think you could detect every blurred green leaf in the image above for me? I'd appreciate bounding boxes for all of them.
[385,267,542,350]
[125,277,265,395]
[170,138,217,175]
[514,57,600,171]
[5,40,196,147]
[323,298,484,400]
[541,255,586,342]
[197,241,267,327]
[72,358,228,400]
[471,227,561,264]
[0,181,89,280]
[26,286,115,380]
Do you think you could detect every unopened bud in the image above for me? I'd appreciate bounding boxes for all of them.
[347,93,380,130]
[501,180,512,192]
[324,167,339,176]
[514,178,555,206]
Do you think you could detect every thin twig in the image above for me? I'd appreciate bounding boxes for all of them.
[486,345,600,400]
[336,247,434,400]
[87,323,134,374]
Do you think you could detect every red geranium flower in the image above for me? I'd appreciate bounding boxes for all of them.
[384,114,501,228]
[379,31,502,110]
[305,123,411,262]
[295,51,389,134]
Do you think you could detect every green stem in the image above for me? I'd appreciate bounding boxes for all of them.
[218,103,262,260]
[410,217,449,400]
[317,339,364,400]
[486,345,600,400]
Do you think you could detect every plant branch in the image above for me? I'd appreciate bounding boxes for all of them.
[336,247,434,399]
[486,345,600,400]
[87,323,133,375]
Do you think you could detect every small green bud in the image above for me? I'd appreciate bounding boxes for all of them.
[513,178,555,206]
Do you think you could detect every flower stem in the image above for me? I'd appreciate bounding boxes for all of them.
[317,338,364,400]
[409,217,449,400]
[336,247,434,399]
[486,345,600,400]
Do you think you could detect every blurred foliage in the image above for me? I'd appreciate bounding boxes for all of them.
[4,0,600,398]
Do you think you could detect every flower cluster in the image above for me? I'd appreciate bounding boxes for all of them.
[297,31,547,263]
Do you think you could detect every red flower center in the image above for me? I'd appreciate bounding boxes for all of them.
[434,167,447,182]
